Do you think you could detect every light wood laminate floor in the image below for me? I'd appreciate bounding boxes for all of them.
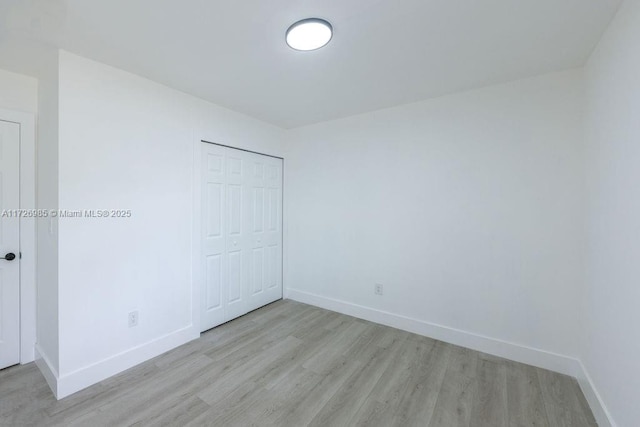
[0,300,596,426]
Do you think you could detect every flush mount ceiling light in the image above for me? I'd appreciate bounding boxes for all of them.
[286,18,333,51]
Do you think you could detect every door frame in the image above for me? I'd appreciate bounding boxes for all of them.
[0,108,36,364]
[192,138,284,334]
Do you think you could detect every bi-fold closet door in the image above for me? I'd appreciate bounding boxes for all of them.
[201,143,283,332]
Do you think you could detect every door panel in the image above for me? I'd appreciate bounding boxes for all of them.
[268,188,278,232]
[201,144,226,331]
[228,251,242,303]
[228,184,242,235]
[0,120,20,369]
[225,151,249,320]
[205,183,223,237]
[253,187,264,233]
[204,255,222,310]
[267,245,279,289]
[252,248,264,295]
[246,153,282,311]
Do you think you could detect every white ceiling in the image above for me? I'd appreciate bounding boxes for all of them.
[0,0,622,128]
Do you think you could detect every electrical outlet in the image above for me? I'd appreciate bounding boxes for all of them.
[374,284,384,296]
[128,311,139,328]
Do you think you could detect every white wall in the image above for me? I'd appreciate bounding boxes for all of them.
[47,51,285,397]
[583,1,640,426]
[0,68,37,113]
[35,51,60,378]
[286,70,585,369]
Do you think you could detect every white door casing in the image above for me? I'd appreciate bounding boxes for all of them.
[0,120,21,369]
[200,143,283,332]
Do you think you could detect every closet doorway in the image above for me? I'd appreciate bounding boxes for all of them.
[200,141,283,331]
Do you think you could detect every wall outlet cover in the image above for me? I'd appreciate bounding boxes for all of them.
[128,311,139,327]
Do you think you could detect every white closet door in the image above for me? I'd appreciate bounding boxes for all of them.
[246,153,283,312]
[224,148,251,320]
[200,143,282,332]
[201,143,226,331]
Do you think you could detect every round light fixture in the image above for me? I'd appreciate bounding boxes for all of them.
[286,18,333,51]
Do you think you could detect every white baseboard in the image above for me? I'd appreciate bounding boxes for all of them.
[36,325,199,399]
[287,289,580,375]
[35,344,60,396]
[287,288,617,426]
[575,361,617,427]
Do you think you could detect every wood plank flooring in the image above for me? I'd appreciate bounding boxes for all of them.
[0,300,597,426]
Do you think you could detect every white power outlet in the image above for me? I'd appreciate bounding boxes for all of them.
[374,284,384,296]
[128,311,139,328]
